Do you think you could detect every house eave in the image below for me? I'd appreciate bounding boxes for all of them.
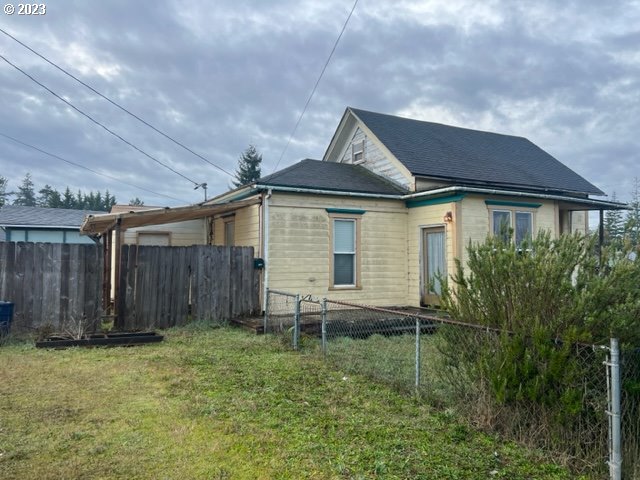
[413,174,605,197]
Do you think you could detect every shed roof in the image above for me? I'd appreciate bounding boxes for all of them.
[346,108,604,196]
[0,205,106,228]
[257,158,408,194]
[80,198,261,236]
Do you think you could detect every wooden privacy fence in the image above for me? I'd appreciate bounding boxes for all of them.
[117,244,259,330]
[0,242,102,333]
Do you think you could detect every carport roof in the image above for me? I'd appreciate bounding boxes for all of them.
[80,198,260,236]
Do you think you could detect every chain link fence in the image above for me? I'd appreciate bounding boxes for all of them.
[263,289,640,478]
[620,347,640,479]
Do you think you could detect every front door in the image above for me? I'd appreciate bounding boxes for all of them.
[421,227,446,306]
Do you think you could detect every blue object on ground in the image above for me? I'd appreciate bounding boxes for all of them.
[0,301,14,337]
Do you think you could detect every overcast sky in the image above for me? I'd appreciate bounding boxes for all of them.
[1,0,638,209]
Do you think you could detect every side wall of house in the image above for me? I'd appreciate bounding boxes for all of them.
[266,192,409,305]
[122,219,206,246]
[211,203,261,254]
[460,194,557,266]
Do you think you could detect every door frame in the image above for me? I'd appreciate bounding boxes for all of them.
[420,225,447,306]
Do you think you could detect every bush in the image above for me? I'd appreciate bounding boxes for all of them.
[438,230,640,433]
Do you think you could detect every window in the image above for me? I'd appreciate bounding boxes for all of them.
[351,140,365,164]
[224,220,235,246]
[334,219,355,285]
[491,209,533,246]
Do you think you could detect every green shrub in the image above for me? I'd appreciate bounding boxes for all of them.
[439,231,640,409]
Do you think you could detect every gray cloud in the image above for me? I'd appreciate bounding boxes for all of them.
[0,0,638,209]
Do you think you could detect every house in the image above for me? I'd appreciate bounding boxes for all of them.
[80,107,626,309]
[0,205,105,244]
[205,107,625,307]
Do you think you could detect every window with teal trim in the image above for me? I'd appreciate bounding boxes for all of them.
[491,209,533,246]
[333,219,356,285]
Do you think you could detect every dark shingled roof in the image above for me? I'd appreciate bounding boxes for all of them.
[0,205,106,228]
[350,108,604,195]
[257,159,408,195]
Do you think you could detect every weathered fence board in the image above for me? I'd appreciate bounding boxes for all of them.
[0,242,259,334]
[0,242,102,333]
[117,244,259,330]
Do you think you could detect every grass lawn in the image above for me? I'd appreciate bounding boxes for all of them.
[0,326,579,479]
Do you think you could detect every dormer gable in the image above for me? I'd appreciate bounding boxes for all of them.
[323,108,414,191]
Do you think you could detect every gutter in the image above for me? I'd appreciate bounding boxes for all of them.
[242,184,627,209]
[402,186,628,209]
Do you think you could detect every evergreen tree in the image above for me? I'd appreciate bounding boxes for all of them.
[62,187,75,209]
[13,173,36,206]
[0,176,9,207]
[129,197,144,206]
[104,190,116,211]
[624,177,640,248]
[37,184,62,208]
[233,145,262,187]
[604,192,625,248]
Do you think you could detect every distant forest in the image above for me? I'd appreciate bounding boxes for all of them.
[0,173,143,211]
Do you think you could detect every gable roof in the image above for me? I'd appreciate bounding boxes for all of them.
[343,108,603,196]
[257,158,408,195]
[0,205,106,228]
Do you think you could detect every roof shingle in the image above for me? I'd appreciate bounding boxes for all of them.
[257,159,408,195]
[0,205,106,228]
[350,108,603,195]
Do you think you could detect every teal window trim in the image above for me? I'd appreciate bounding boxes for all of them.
[325,208,366,215]
[485,200,542,209]
[406,193,466,208]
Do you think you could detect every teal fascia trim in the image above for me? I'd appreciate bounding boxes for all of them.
[485,200,542,208]
[406,193,466,208]
[325,208,366,215]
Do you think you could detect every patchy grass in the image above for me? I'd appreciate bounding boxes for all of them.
[0,327,581,479]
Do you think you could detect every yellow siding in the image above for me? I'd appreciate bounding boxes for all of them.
[123,219,206,246]
[460,194,557,266]
[267,193,408,305]
[571,211,588,234]
[406,203,457,307]
[211,204,261,253]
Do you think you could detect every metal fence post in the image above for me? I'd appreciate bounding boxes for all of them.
[263,288,270,334]
[293,294,300,350]
[415,317,421,397]
[608,338,622,480]
[321,298,327,357]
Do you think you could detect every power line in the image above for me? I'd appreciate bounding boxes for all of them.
[0,53,201,186]
[0,27,235,179]
[0,131,190,203]
[272,0,359,173]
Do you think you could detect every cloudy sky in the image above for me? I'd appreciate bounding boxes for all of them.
[0,0,638,210]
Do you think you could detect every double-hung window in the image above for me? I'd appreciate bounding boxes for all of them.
[333,219,356,286]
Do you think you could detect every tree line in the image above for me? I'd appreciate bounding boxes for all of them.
[0,173,118,211]
[603,178,640,250]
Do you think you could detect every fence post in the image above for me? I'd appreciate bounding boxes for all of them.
[293,294,300,350]
[608,338,622,480]
[415,317,421,397]
[321,298,327,357]
[263,288,270,334]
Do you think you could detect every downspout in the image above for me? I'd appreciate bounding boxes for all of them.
[113,218,123,328]
[262,188,272,312]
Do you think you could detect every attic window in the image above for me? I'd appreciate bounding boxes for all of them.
[351,140,365,164]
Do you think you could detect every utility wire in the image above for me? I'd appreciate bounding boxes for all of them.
[272,0,359,173]
[0,53,200,186]
[0,28,235,178]
[0,132,190,203]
